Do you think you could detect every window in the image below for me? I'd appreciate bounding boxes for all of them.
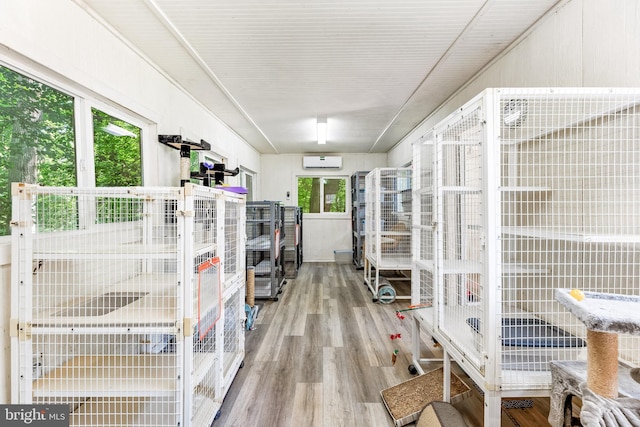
[0,65,76,236]
[93,108,142,187]
[239,168,254,202]
[0,63,146,237]
[297,176,347,214]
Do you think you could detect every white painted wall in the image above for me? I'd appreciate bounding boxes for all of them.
[261,153,387,261]
[0,0,260,403]
[388,0,640,166]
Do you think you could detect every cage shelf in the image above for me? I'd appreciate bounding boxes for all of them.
[501,227,640,243]
[33,355,178,397]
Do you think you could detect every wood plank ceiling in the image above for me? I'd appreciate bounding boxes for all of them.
[77,0,561,154]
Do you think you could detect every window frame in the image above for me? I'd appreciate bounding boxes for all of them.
[239,167,255,202]
[0,58,150,244]
[296,175,349,219]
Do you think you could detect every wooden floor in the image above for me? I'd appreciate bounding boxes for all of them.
[215,262,556,426]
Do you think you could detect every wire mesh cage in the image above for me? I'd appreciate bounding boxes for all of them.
[223,197,245,283]
[364,168,413,300]
[11,183,246,426]
[245,201,286,299]
[351,171,368,269]
[184,186,245,427]
[412,87,640,425]
[11,184,184,425]
[283,206,302,278]
[222,279,245,391]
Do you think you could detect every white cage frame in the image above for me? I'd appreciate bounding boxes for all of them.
[411,88,640,426]
[364,167,413,301]
[11,183,245,427]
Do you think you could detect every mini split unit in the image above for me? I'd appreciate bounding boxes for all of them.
[302,156,342,169]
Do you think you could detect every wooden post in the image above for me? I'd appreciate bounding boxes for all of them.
[587,329,618,398]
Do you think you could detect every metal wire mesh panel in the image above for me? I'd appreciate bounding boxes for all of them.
[364,171,378,264]
[351,171,368,269]
[222,281,244,392]
[434,106,486,373]
[246,201,285,299]
[11,184,184,425]
[185,185,245,427]
[426,88,640,407]
[365,168,413,268]
[494,88,640,387]
[189,318,219,427]
[191,186,219,259]
[412,133,436,331]
[223,196,245,282]
[283,206,300,278]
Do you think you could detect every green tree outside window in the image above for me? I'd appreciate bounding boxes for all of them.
[298,176,346,214]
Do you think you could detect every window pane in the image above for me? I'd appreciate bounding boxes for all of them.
[244,173,253,202]
[298,177,320,213]
[0,65,76,236]
[92,109,142,187]
[298,176,346,214]
[323,178,346,213]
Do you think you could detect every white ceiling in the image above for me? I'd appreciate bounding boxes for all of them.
[78,0,561,154]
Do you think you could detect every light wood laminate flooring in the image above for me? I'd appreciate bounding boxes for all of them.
[215,262,556,426]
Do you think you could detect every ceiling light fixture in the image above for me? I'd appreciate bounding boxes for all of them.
[317,117,327,145]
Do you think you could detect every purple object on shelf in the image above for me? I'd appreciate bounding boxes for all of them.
[216,186,248,194]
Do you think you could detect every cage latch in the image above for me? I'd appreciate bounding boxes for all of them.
[10,319,31,340]
[176,210,195,218]
[183,317,192,336]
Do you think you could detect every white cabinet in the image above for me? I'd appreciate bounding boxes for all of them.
[11,183,245,426]
[411,88,640,426]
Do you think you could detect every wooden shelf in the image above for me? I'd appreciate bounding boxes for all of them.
[34,355,178,397]
[33,275,179,326]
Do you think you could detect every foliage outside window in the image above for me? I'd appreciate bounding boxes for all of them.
[0,65,76,236]
[297,177,347,214]
[0,65,145,235]
[93,108,142,187]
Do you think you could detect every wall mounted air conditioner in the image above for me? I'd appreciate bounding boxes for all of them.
[302,156,342,169]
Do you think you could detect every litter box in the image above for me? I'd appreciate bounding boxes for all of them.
[466,317,586,371]
[380,367,471,427]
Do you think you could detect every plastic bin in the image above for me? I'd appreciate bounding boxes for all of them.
[333,250,353,264]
